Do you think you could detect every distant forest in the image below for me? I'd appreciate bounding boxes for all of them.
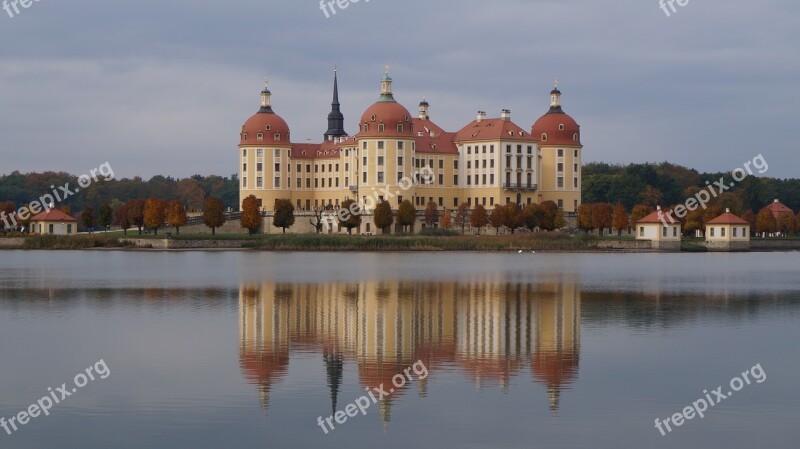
[583,162,800,213]
[1,161,799,218]
[0,172,239,215]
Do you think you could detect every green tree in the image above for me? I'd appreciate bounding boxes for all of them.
[98,203,113,232]
[272,199,295,234]
[373,201,394,234]
[338,199,362,235]
[203,197,226,236]
[398,200,417,233]
[241,195,262,235]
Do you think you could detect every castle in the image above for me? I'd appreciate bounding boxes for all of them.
[238,67,583,231]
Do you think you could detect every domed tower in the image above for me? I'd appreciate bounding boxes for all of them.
[238,78,293,212]
[355,66,416,211]
[531,81,583,212]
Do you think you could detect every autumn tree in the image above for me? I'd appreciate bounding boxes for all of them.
[455,203,470,234]
[144,198,166,235]
[755,208,777,235]
[470,204,489,234]
[60,205,72,216]
[338,199,361,235]
[501,203,524,234]
[577,203,594,234]
[742,210,756,235]
[398,200,417,233]
[521,203,541,232]
[203,197,226,236]
[779,212,796,237]
[373,200,394,234]
[166,200,188,235]
[631,204,653,225]
[114,205,131,235]
[126,199,146,235]
[612,203,629,236]
[272,199,295,234]
[82,207,95,233]
[489,205,506,235]
[424,201,439,228]
[439,210,452,229]
[177,178,206,212]
[591,203,614,236]
[538,201,560,232]
[98,203,113,232]
[240,195,261,235]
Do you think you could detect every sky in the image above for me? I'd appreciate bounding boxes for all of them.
[0,0,798,179]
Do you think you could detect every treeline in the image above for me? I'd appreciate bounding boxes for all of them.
[583,162,800,212]
[0,171,239,214]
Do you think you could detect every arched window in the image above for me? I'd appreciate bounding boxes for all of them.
[541,133,547,141]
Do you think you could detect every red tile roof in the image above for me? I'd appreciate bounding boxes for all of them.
[636,209,678,224]
[413,118,459,154]
[764,199,794,220]
[30,209,77,222]
[454,118,535,143]
[706,212,749,225]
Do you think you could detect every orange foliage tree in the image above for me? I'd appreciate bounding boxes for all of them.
[470,204,489,234]
[240,195,261,235]
[167,200,188,235]
[203,197,226,236]
[612,203,629,236]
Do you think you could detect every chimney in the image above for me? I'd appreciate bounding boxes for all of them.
[774,199,780,203]
[726,208,731,213]
[477,111,486,122]
[656,205,662,211]
[501,109,511,121]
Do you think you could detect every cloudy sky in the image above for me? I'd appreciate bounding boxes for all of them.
[1,0,798,179]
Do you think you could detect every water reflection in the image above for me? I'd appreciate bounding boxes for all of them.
[238,277,581,424]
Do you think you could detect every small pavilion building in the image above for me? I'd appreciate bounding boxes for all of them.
[30,209,78,235]
[635,206,682,250]
[704,208,751,252]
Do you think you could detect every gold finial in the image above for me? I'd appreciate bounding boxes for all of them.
[334,64,337,73]
[264,76,269,88]
[554,78,559,88]
[385,64,390,74]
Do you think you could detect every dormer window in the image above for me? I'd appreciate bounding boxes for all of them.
[541,133,548,141]
[397,124,403,132]
[274,133,281,141]
[379,123,385,132]
[257,133,263,141]
[363,123,369,132]
[573,133,579,141]
[243,133,248,141]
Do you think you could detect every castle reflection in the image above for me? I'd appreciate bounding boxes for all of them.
[239,277,580,424]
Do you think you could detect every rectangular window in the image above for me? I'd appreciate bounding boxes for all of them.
[558,199,564,208]
[527,146,533,154]
[67,224,72,234]
[558,149,564,157]
[307,164,311,173]
[467,146,472,155]
[398,141,404,150]
[527,158,532,169]
[242,149,247,158]
[517,145,522,153]
[490,145,495,153]
[257,177,263,188]
[378,172,385,183]
[49,224,54,234]
[574,163,579,172]
[274,163,280,172]
[243,163,248,172]
[363,157,367,166]
[363,172,367,183]
[398,172,404,183]
[674,227,678,237]
[574,149,579,158]
[557,177,564,188]
[506,145,511,153]
[467,175,471,186]
[454,175,459,185]
[398,156,404,166]
[483,160,487,168]
[482,145,487,154]
[243,177,248,188]
[710,228,715,237]
[733,227,738,237]
[454,160,459,169]
[454,198,459,207]
[315,165,319,173]
[490,174,495,185]
[467,161,472,169]
[378,141,385,150]
[438,197,443,206]
[663,226,668,237]
[482,174,487,185]
[297,164,301,172]
[467,198,472,206]
[315,178,319,188]
[721,227,726,237]
[557,163,564,172]
[639,227,645,237]
[490,197,495,206]
[439,160,444,169]
[574,177,579,188]
[377,156,384,166]
[439,174,444,185]
[274,149,280,157]
[306,178,311,188]
[490,159,495,168]
[297,178,301,188]
[274,177,280,188]
[257,149,264,157]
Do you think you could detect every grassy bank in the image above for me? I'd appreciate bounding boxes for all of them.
[244,233,599,252]
[21,235,132,249]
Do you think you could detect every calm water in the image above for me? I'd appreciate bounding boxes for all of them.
[1,251,799,448]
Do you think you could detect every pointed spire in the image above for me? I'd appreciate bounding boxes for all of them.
[324,67,347,141]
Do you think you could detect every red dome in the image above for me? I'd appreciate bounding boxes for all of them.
[532,112,581,146]
[240,110,291,146]
[358,101,415,138]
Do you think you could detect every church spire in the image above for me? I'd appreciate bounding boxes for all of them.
[324,67,347,141]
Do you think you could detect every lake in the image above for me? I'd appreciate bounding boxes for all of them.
[1,251,798,448]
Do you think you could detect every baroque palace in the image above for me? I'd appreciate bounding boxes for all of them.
[238,67,583,220]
